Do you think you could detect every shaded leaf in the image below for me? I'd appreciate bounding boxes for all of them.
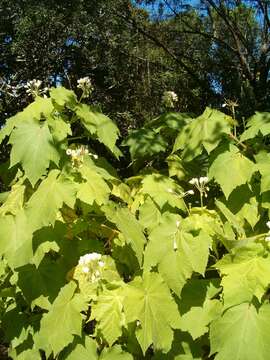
[173,108,231,161]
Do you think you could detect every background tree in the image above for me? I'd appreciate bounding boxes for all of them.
[135,0,270,116]
[0,0,269,127]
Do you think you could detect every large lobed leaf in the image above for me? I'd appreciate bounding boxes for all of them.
[123,272,181,354]
[210,302,270,360]
[91,286,125,346]
[144,213,213,295]
[26,169,77,231]
[76,103,120,155]
[104,205,146,265]
[208,143,255,199]
[241,112,270,141]
[9,119,59,186]
[34,281,86,357]
[173,108,232,161]
[0,210,33,268]
[215,244,270,309]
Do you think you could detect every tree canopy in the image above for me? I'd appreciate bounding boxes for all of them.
[0,0,269,125]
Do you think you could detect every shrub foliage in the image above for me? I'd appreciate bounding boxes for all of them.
[1,87,270,359]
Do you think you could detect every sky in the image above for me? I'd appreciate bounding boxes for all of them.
[135,0,200,18]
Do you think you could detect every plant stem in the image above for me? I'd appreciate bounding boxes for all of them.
[200,190,203,207]
[229,133,247,151]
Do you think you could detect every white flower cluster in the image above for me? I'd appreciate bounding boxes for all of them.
[66,146,98,168]
[2,83,24,98]
[66,147,89,157]
[167,188,194,197]
[78,252,105,282]
[189,177,209,197]
[24,79,49,98]
[266,222,270,241]
[162,91,178,108]
[77,77,93,98]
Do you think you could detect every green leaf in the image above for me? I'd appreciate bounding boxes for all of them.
[145,112,191,132]
[91,286,125,346]
[0,183,25,216]
[254,151,270,196]
[144,213,212,295]
[179,299,222,340]
[210,302,270,360]
[166,154,186,180]
[26,170,77,231]
[0,210,33,268]
[123,272,181,354]
[139,196,162,231]
[104,205,146,265]
[99,345,133,360]
[50,87,77,110]
[76,103,120,154]
[178,279,222,340]
[179,279,221,313]
[123,128,167,161]
[9,348,41,360]
[215,199,245,237]
[209,144,255,199]
[153,331,203,360]
[77,164,110,206]
[173,108,231,161]
[215,245,270,308]
[223,185,259,228]
[58,336,98,360]
[1,305,29,344]
[0,97,54,144]
[140,174,186,211]
[47,115,72,142]
[9,120,59,186]
[35,282,86,357]
[16,259,66,306]
[241,112,270,141]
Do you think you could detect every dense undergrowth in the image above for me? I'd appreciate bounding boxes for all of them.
[0,87,270,359]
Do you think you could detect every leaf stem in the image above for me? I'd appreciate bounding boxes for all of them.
[200,190,203,207]
[228,133,247,151]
